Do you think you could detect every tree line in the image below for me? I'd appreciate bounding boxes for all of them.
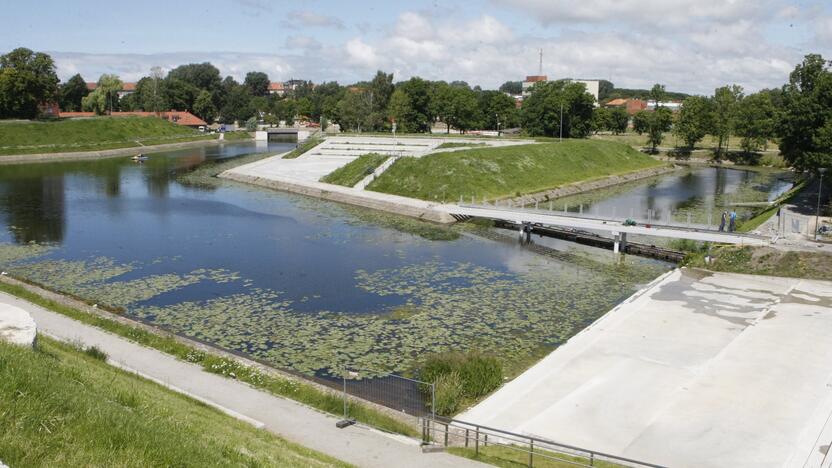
[1,47,830,172]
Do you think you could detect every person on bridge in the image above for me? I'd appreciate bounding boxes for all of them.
[729,210,737,232]
[719,211,727,232]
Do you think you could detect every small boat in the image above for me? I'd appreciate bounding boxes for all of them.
[131,154,148,162]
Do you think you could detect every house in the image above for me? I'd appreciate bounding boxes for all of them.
[605,98,648,115]
[58,110,207,128]
[267,82,285,96]
[85,82,137,99]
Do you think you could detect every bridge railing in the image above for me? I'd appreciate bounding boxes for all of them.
[422,416,666,468]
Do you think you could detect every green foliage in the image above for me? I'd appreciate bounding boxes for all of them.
[778,54,832,173]
[645,108,673,152]
[686,245,832,282]
[736,91,777,154]
[436,142,487,149]
[521,80,596,138]
[83,345,108,361]
[282,137,322,159]
[0,337,349,467]
[498,81,522,95]
[244,71,269,97]
[592,107,611,134]
[712,84,744,156]
[220,83,255,124]
[0,116,204,155]
[320,153,388,187]
[193,89,217,123]
[369,140,663,201]
[674,95,713,148]
[0,48,60,119]
[245,116,258,132]
[479,90,519,130]
[420,351,503,416]
[82,74,123,115]
[59,74,89,112]
[335,90,371,132]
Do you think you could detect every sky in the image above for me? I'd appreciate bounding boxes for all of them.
[2,0,831,95]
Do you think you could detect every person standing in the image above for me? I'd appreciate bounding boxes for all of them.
[729,210,737,232]
[719,211,727,232]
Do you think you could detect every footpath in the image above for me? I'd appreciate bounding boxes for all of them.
[0,291,482,468]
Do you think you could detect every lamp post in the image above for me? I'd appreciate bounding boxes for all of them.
[815,167,827,241]
[495,113,500,137]
[559,99,564,142]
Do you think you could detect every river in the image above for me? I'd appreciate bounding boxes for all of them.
[0,144,788,379]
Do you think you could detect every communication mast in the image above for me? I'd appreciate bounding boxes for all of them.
[538,48,543,76]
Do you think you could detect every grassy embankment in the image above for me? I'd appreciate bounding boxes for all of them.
[320,153,389,187]
[737,179,806,232]
[0,281,417,437]
[684,246,832,281]
[282,136,323,159]
[0,117,243,156]
[368,140,664,202]
[435,142,487,149]
[0,336,349,467]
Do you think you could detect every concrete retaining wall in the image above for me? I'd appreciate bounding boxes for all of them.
[220,171,456,224]
[0,138,230,165]
[507,164,679,205]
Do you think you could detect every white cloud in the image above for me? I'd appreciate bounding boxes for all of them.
[345,38,379,68]
[816,15,832,45]
[284,11,344,29]
[285,35,322,51]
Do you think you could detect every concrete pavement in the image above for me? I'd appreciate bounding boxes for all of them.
[0,291,483,468]
[459,269,832,468]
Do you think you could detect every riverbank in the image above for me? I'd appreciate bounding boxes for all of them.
[459,267,832,467]
[0,137,239,165]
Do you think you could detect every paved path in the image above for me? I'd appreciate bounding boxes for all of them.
[460,269,832,468]
[0,291,482,468]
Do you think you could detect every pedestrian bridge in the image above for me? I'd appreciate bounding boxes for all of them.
[445,204,769,249]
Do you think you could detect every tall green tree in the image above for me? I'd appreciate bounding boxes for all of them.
[478,90,518,130]
[645,108,673,152]
[164,78,199,112]
[219,83,254,124]
[392,77,432,133]
[591,107,612,134]
[335,90,371,132]
[674,95,713,148]
[445,86,480,133]
[649,83,667,107]
[194,90,217,123]
[735,91,776,154]
[388,88,413,131]
[711,84,744,156]
[778,54,832,172]
[82,74,123,115]
[498,81,522,95]
[521,80,596,138]
[0,48,60,118]
[366,71,395,130]
[244,71,269,97]
[59,74,89,112]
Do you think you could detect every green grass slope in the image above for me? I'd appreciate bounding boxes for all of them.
[0,336,349,467]
[0,117,216,155]
[320,153,389,186]
[367,140,664,201]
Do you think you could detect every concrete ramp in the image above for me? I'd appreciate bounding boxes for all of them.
[459,269,832,468]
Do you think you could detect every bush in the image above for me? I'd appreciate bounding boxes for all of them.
[83,345,108,361]
[420,350,503,416]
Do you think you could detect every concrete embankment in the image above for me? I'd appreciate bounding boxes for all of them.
[507,164,679,206]
[0,138,232,165]
[220,170,456,224]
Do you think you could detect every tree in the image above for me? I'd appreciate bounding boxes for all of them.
[591,107,611,134]
[244,71,269,97]
[649,83,667,107]
[0,48,60,119]
[388,88,413,131]
[632,111,649,135]
[164,78,199,111]
[168,63,221,93]
[521,80,596,138]
[219,84,254,124]
[59,74,89,112]
[194,90,217,123]
[335,90,371,131]
[366,71,395,130]
[391,77,432,133]
[598,80,614,102]
[778,54,832,172]
[674,95,713,148]
[609,107,629,135]
[645,108,673,152]
[735,91,776,154]
[478,90,519,131]
[498,81,522,95]
[445,86,480,133]
[712,84,744,156]
[82,74,123,115]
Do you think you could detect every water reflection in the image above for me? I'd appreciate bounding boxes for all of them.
[0,175,65,243]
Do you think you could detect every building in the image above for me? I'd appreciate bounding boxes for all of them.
[572,79,600,104]
[267,82,285,96]
[58,111,207,128]
[85,82,137,99]
[521,75,547,97]
[605,98,648,115]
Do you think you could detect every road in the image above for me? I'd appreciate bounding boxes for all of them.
[0,291,483,468]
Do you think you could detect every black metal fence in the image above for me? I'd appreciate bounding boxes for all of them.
[339,367,434,423]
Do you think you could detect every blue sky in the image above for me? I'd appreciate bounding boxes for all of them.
[3,0,831,94]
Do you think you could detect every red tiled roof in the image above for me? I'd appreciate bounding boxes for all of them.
[57,111,207,127]
[524,75,548,83]
[84,82,136,91]
[605,98,628,106]
[86,82,97,90]
[268,82,284,90]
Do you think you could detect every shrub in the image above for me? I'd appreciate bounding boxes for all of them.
[433,371,465,416]
[83,345,108,361]
[419,350,503,416]
[457,353,503,399]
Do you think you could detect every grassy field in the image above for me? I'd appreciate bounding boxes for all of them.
[320,153,389,186]
[0,336,349,467]
[0,117,227,155]
[367,140,664,201]
[685,246,832,281]
[283,136,322,159]
[591,131,780,153]
[436,142,487,149]
[0,280,418,437]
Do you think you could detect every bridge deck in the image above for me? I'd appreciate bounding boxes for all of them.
[447,204,769,245]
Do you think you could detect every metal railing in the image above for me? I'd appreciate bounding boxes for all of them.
[338,367,434,427]
[422,417,666,468]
